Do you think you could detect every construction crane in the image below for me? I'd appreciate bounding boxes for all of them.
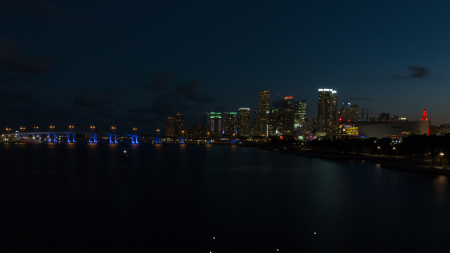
[361,108,370,122]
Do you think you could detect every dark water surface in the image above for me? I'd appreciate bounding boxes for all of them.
[1,143,450,252]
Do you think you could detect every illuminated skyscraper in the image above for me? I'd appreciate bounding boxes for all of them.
[283,96,294,136]
[349,104,360,122]
[317,89,338,132]
[339,102,351,122]
[270,98,283,136]
[223,112,237,135]
[421,108,429,121]
[294,100,306,130]
[258,90,270,137]
[193,122,206,138]
[166,117,175,137]
[238,108,250,137]
[206,111,222,137]
[174,112,184,137]
[253,110,260,136]
[391,114,398,122]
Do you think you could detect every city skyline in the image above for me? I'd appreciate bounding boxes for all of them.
[1,1,450,133]
[0,87,437,136]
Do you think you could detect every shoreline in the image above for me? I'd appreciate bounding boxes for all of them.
[262,147,450,176]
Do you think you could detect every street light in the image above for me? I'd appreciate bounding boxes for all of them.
[157,129,160,136]
[90,125,95,133]
[20,127,25,134]
[111,126,116,134]
[377,146,382,155]
[50,125,55,132]
[133,128,137,134]
[393,147,398,156]
[5,128,11,134]
[69,125,74,132]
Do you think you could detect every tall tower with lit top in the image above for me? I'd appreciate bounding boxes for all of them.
[421,108,428,121]
[420,108,429,135]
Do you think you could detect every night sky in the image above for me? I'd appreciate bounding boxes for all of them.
[2,0,450,135]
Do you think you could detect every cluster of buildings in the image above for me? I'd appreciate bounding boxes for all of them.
[165,89,432,141]
[165,90,308,139]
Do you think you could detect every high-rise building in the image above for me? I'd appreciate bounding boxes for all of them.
[238,108,250,137]
[206,111,222,137]
[253,110,260,136]
[223,112,237,136]
[317,89,338,133]
[270,107,283,136]
[379,113,390,122]
[391,114,398,122]
[349,104,360,122]
[166,117,175,137]
[174,112,184,137]
[283,96,294,136]
[258,90,270,137]
[193,122,206,138]
[294,100,306,130]
[339,102,351,122]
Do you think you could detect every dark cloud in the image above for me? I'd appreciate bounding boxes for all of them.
[409,66,428,78]
[0,0,90,25]
[140,71,173,91]
[390,66,428,80]
[72,86,128,108]
[179,79,216,104]
[0,38,56,82]
[129,77,216,126]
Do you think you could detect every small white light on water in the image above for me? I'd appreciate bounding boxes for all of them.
[314,232,316,234]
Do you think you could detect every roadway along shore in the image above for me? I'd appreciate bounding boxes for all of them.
[261,147,450,176]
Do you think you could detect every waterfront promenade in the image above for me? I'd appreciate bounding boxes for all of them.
[268,148,450,176]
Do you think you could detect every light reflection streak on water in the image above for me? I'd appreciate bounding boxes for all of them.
[433,175,448,204]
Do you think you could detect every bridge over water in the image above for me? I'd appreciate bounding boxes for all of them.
[4,131,163,144]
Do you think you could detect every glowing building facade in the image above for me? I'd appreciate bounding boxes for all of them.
[193,122,206,138]
[349,104,360,122]
[317,89,338,133]
[238,108,250,137]
[165,117,175,137]
[223,112,237,136]
[283,96,295,136]
[253,110,260,136]
[294,100,306,130]
[206,112,222,137]
[258,90,270,137]
[174,112,184,137]
[270,107,283,136]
